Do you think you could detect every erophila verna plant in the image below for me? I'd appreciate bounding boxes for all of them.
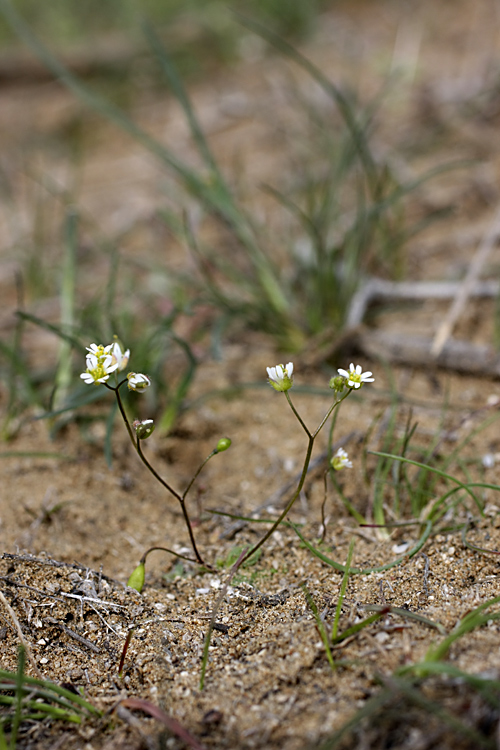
[80,343,374,587]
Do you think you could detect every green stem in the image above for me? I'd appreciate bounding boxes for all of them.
[106,382,135,446]
[135,437,182,501]
[141,546,199,566]
[182,451,216,501]
[285,390,311,436]
[107,381,206,566]
[136,438,205,566]
[239,391,347,567]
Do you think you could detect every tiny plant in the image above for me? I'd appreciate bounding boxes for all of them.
[78,341,374,585]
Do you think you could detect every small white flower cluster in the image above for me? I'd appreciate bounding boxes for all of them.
[266,360,375,473]
[81,340,153,438]
[331,447,352,471]
[81,341,150,392]
[80,343,119,386]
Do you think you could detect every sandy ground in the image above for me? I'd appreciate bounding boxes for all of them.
[3,1,500,748]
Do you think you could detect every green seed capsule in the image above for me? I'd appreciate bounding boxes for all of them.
[133,419,155,440]
[216,437,232,453]
[127,562,145,592]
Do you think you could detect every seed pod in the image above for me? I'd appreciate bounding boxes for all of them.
[127,562,145,592]
[215,437,232,453]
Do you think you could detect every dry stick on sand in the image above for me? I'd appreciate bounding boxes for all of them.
[345,277,500,376]
[431,204,500,357]
[0,589,43,679]
[346,278,500,329]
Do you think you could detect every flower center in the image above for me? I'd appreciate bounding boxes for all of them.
[89,363,107,381]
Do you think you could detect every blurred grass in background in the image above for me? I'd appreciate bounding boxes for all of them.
[0,0,457,440]
[0,0,328,75]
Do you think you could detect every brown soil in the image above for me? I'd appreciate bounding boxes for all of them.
[2,1,500,748]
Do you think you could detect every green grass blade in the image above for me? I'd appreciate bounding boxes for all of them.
[235,13,379,195]
[302,585,335,670]
[157,334,197,434]
[143,21,220,176]
[9,646,25,750]
[332,539,355,639]
[0,339,41,418]
[363,605,446,634]
[52,209,78,411]
[332,611,383,644]
[369,451,483,514]
[0,669,100,717]
[292,519,432,575]
[425,594,500,663]
[15,311,82,350]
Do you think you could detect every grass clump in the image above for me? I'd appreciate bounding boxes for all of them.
[0,647,100,747]
[0,0,461,361]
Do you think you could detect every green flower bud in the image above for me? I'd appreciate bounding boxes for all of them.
[215,437,232,453]
[127,562,145,592]
[329,375,346,393]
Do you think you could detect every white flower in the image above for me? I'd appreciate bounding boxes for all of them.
[331,447,352,471]
[86,343,112,356]
[266,362,294,392]
[80,344,119,385]
[337,363,374,389]
[127,372,151,392]
[110,341,130,372]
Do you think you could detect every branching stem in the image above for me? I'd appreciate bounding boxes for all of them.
[106,381,207,566]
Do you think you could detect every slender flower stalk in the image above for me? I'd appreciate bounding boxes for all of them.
[79,340,227,570]
[105,379,210,566]
[238,367,354,567]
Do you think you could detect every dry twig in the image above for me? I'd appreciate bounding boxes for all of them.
[431,205,500,356]
[0,589,43,678]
